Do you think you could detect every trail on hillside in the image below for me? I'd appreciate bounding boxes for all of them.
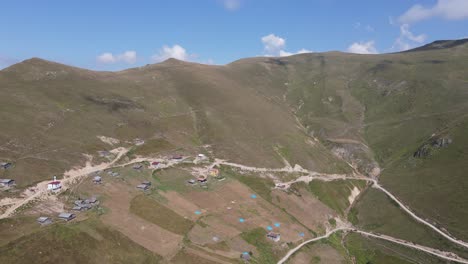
[278,227,468,264]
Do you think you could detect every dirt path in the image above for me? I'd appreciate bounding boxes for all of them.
[0,147,129,219]
[372,182,468,249]
[274,173,468,250]
[278,228,468,264]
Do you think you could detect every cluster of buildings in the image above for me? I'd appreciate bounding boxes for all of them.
[72,197,99,211]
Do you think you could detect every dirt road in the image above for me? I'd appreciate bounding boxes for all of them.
[0,147,128,219]
[278,228,468,264]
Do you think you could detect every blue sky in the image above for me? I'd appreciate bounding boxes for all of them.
[1,0,467,70]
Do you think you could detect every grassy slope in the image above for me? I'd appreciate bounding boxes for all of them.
[0,219,162,264]
[130,195,193,235]
[350,188,468,259]
[345,233,446,264]
[305,180,367,216]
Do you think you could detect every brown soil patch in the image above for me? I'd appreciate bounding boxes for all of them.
[288,243,345,264]
[271,188,335,231]
[99,181,182,258]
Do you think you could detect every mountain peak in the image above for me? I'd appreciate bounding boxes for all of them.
[404,38,468,52]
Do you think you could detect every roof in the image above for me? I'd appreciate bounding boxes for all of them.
[267,232,280,238]
[151,161,160,165]
[49,181,61,185]
[136,184,149,190]
[58,213,75,218]
[142,181,151,185]
[0,179,14,183]
[37,216,50,223]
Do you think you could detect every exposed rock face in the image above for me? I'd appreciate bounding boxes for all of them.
[413,137,452,158]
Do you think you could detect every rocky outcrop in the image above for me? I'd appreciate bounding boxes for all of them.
[413,137,452,158]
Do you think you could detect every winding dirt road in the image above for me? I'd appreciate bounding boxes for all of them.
[278,228,468,264]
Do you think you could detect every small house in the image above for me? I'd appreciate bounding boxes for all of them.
[172,155,183,160]
[47,176,61,191]
[0,179,15,187]
[72,206,84,211]
[266,232,281,242]
[74,200,84,206]
[0,162,12,169]
[98,151,111,157]
[136,184,149,191]
[197,176,207,183]
[142,181,151,186]
[37,216,52,225]
[107,171,119,177]
[151,161,160,166]
[85,197,98,204]
[133,164,143,170]
[187,179,196,185]
[134,138,145,146]
[93,176,102,184]
[58,213,76,221]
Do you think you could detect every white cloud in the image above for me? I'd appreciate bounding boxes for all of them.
[151,44,191,62]
[261,34,312,57]
[400,24,426,43]
[262,34,286,55]
[97,53,116,64]
[391,24,427,51]
[223,0,241,11]
[97,50,137,64]
[399,0,468,24]
[118,51,137,64]
[347,41,378,54]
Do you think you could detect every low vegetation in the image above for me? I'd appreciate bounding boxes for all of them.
[305,180,366,215]
[0,219,162,264]
[130,195,193,235]
[241,228,277,264]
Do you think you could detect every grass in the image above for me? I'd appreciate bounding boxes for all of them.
[170,249,220,264]
[222,166,274,202]
[345,233,446,264]
[305,180,366,215]
[0,218,162,264]
[127,138,174,158]
[241,228,277,264]
[351,187,468,259]
[130,194,193,235]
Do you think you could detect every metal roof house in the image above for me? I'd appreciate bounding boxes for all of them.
[0,179,15,187]
[93,176,102,184]
[37,216,52,225]
[187,179,196,185]
[133,164,143,170]
[142,181,151,186]
[58,213,76,221]
[0,162,12,169]
[266,232,281,242]
[85,197,98,204]
[136,184,150,190]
